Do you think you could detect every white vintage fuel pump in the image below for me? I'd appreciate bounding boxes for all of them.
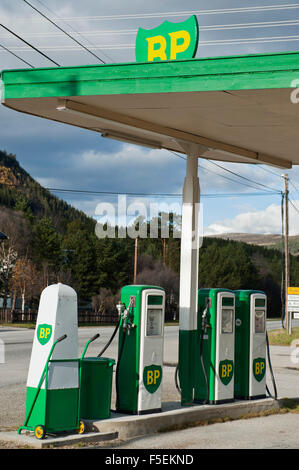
[20,283,80,437]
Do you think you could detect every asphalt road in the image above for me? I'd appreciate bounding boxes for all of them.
[0,321,299,449]
[0,320,293,387]
[0,320,297,388]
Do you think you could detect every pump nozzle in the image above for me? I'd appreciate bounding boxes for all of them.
[90,333,100,343]
[116,301,125,317]
[201,298,211,333]
[120,296,135,325]
[56,334,67,343]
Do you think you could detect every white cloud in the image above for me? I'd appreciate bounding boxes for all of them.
[75,145,174,170]
[204,201,299,236]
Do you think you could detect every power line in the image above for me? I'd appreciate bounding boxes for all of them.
[200,163,279,192]
[197,19,299,31]
[0,181,279,199]
[168,150,281,193]
[22,0,106,64]
[0,23,60,66]
[206,160,280,193]
[258,166,283,178]
[0,29,138,40]
[32,0,114,63]
[47,187,181,198]
[5,18,299,42]
[18,4,299,22]
[0,41,34,68]
[289,178,299,194]
[47,187,279,199]
[0,44,133,52]
[4,18,299,41]
[289,198,299,215]
[200,34,299,46]
[12,33,299,53]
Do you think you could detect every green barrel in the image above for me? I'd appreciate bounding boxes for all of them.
[79,357,115,420]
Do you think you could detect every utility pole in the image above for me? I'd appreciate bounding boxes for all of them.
[162,238,167,265]
[283,174,290,333]
[133,237,138,284]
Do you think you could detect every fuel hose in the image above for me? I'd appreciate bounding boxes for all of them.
[115,326,127,411]
[97,317,121,358]
[266,330,278,400]
[199,324,210,404]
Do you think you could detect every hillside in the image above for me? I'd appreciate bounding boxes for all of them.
[0,150,95,233]
[0,149,298,318]
[210,232,299,255]
[0,150,134,304]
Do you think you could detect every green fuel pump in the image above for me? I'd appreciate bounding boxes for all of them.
[115,285,165,415]
[194,288,235,404]
[234,290,267,400]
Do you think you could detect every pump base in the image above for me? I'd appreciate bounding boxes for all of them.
[234,394,267,401]
[115,408,162,415]
[194,398,235,405]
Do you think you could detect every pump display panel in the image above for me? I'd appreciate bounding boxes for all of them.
[146,308,163,336]
[255,310,265,333]
[221,308,234,334]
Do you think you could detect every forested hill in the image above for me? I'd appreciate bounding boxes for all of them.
[0,149,297,318]
[0,150,135,308]
[0,150,95,232]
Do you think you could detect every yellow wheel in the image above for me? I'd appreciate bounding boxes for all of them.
[34,425,46,440]
[77,420,85,434]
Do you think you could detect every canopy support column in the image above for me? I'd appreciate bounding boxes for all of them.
[177,143,206,406]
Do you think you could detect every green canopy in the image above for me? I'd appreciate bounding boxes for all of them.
[2,50,299,168]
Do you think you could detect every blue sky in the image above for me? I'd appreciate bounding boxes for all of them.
[1,0,299,235]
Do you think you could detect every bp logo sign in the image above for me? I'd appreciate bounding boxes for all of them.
[136,15,199,62]
[253,358,266,382]
[143,365,162,394]
[37,324,52,345]
[219,360,234,386]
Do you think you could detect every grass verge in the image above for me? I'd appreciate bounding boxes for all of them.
[0,323,35,329]
[268,327,299,346]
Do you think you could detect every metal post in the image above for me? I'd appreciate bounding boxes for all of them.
[134,237,138,284]
[283,174,290,333]
[289,311,292,336]
[177,143,202,406]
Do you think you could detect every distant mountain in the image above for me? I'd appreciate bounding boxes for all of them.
[209,232,299,255]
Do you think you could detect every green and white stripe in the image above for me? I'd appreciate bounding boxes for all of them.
[25,283,79,429]
[178,149,201,406]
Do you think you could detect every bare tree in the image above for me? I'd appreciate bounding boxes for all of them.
[0,243,18,308]
[0,207,32,257]
[92,288,118,316]
[12,256,39,311]
[136,256,179,321]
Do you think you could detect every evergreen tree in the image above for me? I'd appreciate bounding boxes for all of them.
[62,220,99,300]
[32,217,61,271]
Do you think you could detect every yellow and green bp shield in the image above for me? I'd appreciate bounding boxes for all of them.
[136,15,199,63]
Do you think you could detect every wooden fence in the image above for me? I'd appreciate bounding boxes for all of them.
[0,308,118,325]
